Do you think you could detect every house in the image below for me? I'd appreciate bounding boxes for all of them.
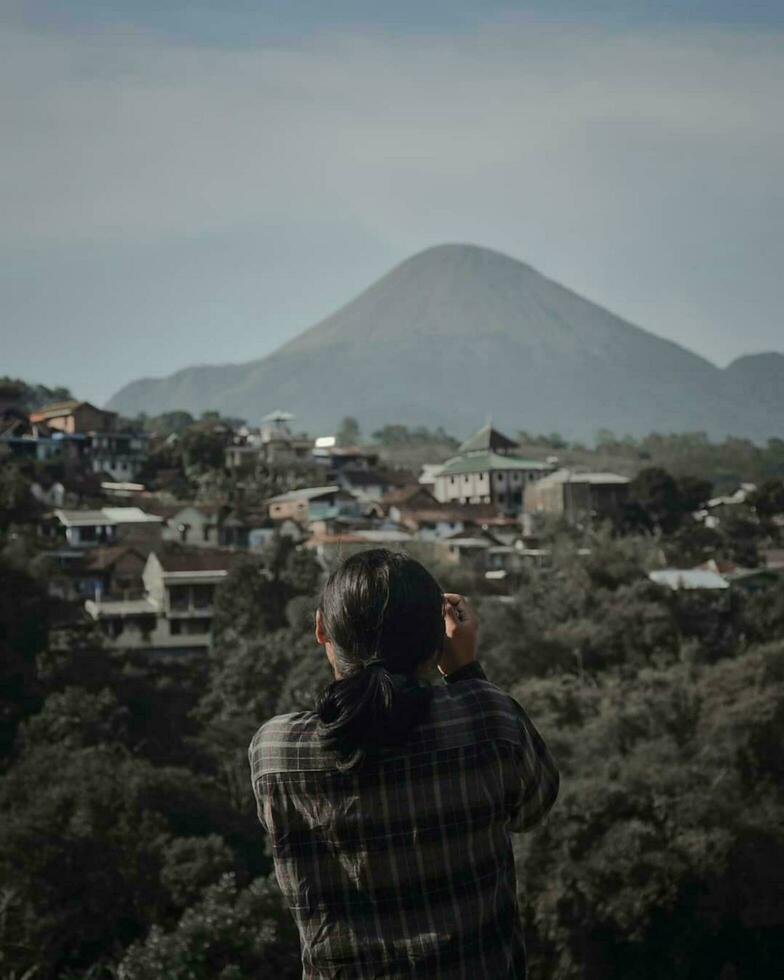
[48,506,163,549]
[380,486,500,540]
[312,439,380,471]
[381,485,440,515]
[698,484,758,528]
[81,546,148,598]
[218,508,273,549]
[226,411,314,470]
[88,430,149,481]
[49,545,147,601]
[649,568,730,591]
[101,507,164,546]
[49,509,117,548]
[85,548,234,653]
[160,504,225,547]
[0,414,59,461]
[336,467,410,503]
[524,469,630,520]
[432,425,552,512]
[29,400,117,434]
[267,485,359,525]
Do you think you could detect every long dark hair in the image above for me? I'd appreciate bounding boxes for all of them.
[315,549,443,769]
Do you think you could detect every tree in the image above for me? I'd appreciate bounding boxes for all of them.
[624,467,707,535]
[516,643,784,980]
[118,874,301,980]
[0,556,46,759]
[749,479,784,520]
[336,416,361,447]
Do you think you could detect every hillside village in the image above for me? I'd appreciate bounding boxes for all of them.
[3,384,784,658]
[4,380,784,980]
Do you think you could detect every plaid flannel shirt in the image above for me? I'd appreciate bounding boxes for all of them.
[249,663,559,979]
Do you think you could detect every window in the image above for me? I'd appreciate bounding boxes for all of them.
[192,585,213,609]
[169,585,189,611]
[170,620,182,635]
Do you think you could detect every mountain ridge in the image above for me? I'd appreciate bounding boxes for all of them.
[107,244,782,442]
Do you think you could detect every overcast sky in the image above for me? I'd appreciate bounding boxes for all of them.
[3,1,783,406]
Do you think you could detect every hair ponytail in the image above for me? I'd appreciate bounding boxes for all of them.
[314,550,443,769]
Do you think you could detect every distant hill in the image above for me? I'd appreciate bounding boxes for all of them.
[107,244,783,442]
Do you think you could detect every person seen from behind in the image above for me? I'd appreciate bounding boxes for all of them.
[249,548,559,978]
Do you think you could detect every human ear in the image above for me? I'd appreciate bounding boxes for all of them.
[315,608,327,646]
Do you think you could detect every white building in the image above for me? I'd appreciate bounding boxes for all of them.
[51,507,163,549]
[85,549,233,653]
[432,425,552,512]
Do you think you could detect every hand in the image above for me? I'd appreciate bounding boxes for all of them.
[438,593,478,676]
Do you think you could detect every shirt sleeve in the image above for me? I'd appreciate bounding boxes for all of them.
[248,731,269,832]
[507,699,560,834]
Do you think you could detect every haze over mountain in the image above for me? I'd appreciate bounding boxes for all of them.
[108,245,782,442]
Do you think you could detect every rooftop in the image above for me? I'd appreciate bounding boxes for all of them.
[156,550,235,573]
[101,507,163,524]
[649,569,729,591]
[457,424,518,455]
[435,451,551,478]
[267,485,341,504]
[538,468,630,485]
[82,546,146,571]
[30,400,117,420]
[54,509,113,527]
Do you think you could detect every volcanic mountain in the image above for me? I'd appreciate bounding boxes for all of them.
[107,244,782,441]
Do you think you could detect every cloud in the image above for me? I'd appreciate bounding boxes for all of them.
[1,17,783,399]
[3,22,782,242]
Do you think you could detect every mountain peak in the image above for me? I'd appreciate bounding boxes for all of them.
[107,246,783,443]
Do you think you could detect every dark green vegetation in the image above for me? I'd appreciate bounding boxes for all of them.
[0,377,74,413]
[106,244,784,442]
[2,440,784,977]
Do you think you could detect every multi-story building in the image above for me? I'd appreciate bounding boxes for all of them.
[226,411,314,470]
[88,431,149,481]
[48,506,163,549]
[27,400,148,479]
[523,469,630,520]
[267,485,360,526]
[432,425,552,513]
[29,400,117,435]
[85,549,233,653]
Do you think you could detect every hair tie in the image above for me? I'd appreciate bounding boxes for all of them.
[363,656,387,670]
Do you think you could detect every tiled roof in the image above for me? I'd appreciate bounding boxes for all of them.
[267,485,340,504]
[457,424,518,455]
[82,546,146,571]
[30,400,117,420]
[156,549,235,573]
[435,451,551,477]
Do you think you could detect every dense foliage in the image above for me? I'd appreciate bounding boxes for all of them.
[2,407,784,977]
